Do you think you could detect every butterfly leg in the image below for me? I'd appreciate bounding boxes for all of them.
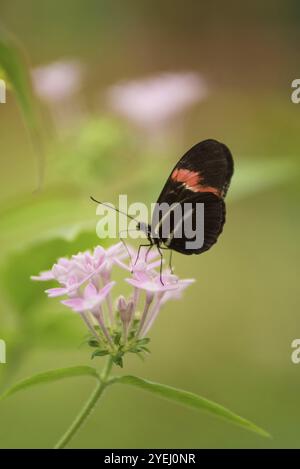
[145,244,153,262]
[168,249,174,274]
[156,245,164,285]
[118,228,141,271]
[134,243,152,266]
[119,235,133,268]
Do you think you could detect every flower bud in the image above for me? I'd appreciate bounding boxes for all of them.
[116,295,127,313]
[119,299,134,326]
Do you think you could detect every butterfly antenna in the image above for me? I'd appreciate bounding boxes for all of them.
[90,196,138,222]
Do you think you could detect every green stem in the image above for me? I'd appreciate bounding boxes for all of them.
[100,354,114,381]
[54,356,114,449]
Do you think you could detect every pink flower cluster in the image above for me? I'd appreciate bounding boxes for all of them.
[31,243,194,359]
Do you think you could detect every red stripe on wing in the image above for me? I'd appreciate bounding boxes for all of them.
[171,168,220,196]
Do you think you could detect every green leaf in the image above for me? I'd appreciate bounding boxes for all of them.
[88,338,101,348]
[91,350,109,359]
[0,24,44,189]
[112,354,123,368]
[113,332,122,346]
[137,338,150,346]
[0,366,99,401]
[129,347,142,353]
[115,375,270,438]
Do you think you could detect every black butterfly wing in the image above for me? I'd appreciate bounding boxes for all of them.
[156,139,234,203]
[151,139,233,255]
[152,190,225,255]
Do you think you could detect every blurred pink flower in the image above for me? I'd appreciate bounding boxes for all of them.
[32,60,84,102]
[105,72,207,130]
[32,59,86,133]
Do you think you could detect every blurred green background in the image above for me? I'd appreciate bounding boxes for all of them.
[0,0,300,449]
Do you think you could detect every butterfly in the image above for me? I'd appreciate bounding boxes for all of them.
[92,139,234,281]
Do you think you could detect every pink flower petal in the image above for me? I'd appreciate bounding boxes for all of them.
[30,271,54,281]
[62,298,85,312]
[98,281,115,299]
[45,287,68,298]
[125,278,178,292]
[84,282,98,299]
